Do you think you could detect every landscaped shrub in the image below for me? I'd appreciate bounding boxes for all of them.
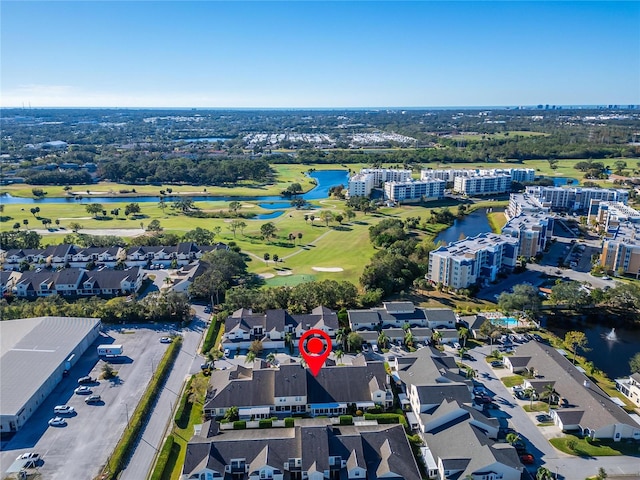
[174,377,194,428]
[284,417,295,428]
[364,413,405,425]
[233,420,247,429]
[366,406,383,414]
[259,419,272,428]
[339,415,353,425]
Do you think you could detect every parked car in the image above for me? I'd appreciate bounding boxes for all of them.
[371,344,379,353]
[536,414,552,423]
[48,417,67,427]
[453,342,461,349]
[204,305,212,313]
[201,361,214,370]
[16,453,39,461]
[361,344,370,352]
[223,348,230,357]
[77,375,93,384]
[520,453,535,464]
[473,386,487,396]
[75,386,92,395]
[85,394,102,404]
[160,337,172,343]
[53,405,75,415]
[490,361,504,368]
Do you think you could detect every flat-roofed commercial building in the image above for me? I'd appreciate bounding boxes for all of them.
[0,316,101,432]
[384,179,445,203]
[427,233,519,289]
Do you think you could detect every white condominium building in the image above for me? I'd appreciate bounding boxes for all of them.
[421,168,535,184]
[589,201,640,275]
[361,168,412,185]
[453,174,511,196]
[427,233,519,289]
[347,168,413,198]
[525,186,629,211]
[506,193,548,219]
[502,212,554,258]
[347,173,375,197]
[384,179,445,203]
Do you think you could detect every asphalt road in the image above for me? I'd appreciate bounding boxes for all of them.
[119,306,208,480]
[467,344,640,479]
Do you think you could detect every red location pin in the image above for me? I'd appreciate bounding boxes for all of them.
[299,329,332,377]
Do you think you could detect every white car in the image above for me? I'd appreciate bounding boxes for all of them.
[371,344,379,353]
[53,405,75,415]
[48,417,67,427]
[453,342,461,349]
[224,348,230,357]
[16,452,39,461]
[74,386,92,395]
[160,337,172,343]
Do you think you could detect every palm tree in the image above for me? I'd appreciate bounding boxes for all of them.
[245,351,257,364]
[465,366,476,379]
[524,387,536,408]
[543,384,556,412]
[334,349,344,365]
[404,331,414,348]
[458,327,469,347]
[377,331,389,350]
[284,332,293,354]
[336,328,347,351]
[266,352,276,366]
[431,331,442,346]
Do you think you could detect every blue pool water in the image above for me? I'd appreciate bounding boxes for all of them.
[492,317,519,328]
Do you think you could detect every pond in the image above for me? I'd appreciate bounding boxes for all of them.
[546,322,640,380]
[540,176,579,187]
[435,208,494,245]
[0,170,350,205]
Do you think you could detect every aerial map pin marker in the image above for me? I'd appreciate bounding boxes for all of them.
[299,329,332,376]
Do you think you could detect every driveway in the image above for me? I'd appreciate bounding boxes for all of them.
[467,344,640,479]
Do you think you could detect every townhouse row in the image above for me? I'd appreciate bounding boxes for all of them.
[0,242,228,271]
[221,302,460,353]
[1,267,143,299]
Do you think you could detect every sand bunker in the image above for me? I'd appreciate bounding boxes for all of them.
[258,273,275,279]
[312,267,344,272]
[277,270,293,276]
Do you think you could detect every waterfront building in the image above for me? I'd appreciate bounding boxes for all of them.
[384,178,445,202]
[453,173,511,196]
[502,213,553,258]
[421,167,535,184]
[525,186,628,211]
[427,233,519,289]
[360,168,412,185]
[347,172,375,197]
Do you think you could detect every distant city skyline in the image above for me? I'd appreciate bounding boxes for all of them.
[1,1,639,108]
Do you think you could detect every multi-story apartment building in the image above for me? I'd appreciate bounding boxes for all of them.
[347,168,412,198]
[427,233,519,289]
[453,173,511,196]
[383,179,445,202]
[502,212,554,258]
[421,167,534,184]
[506,192,548,218]
[360,168,412,185]
[347,172,375,197]
[525,186,629,212]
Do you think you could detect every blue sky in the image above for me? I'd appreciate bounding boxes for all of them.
[1,1,639,108]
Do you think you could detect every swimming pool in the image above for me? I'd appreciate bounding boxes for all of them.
[491,317,519,328]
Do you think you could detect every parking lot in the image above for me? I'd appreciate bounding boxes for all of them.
[1,325,177,480]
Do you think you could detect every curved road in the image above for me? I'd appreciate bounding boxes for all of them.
[468,344,640,479]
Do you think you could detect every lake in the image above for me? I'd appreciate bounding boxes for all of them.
[0,170,350,206]
[435,208,494,244]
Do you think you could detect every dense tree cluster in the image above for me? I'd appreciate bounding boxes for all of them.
[368,218,407,247]
[0,291,191,323]
[223,280,359,314]
[100,156,273,185]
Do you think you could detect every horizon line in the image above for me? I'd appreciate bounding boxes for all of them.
[2,104,639,111]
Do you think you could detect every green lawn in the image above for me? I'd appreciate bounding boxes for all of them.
[549,434,640,457]
[523,402,551,413]
[501,375,525,388]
